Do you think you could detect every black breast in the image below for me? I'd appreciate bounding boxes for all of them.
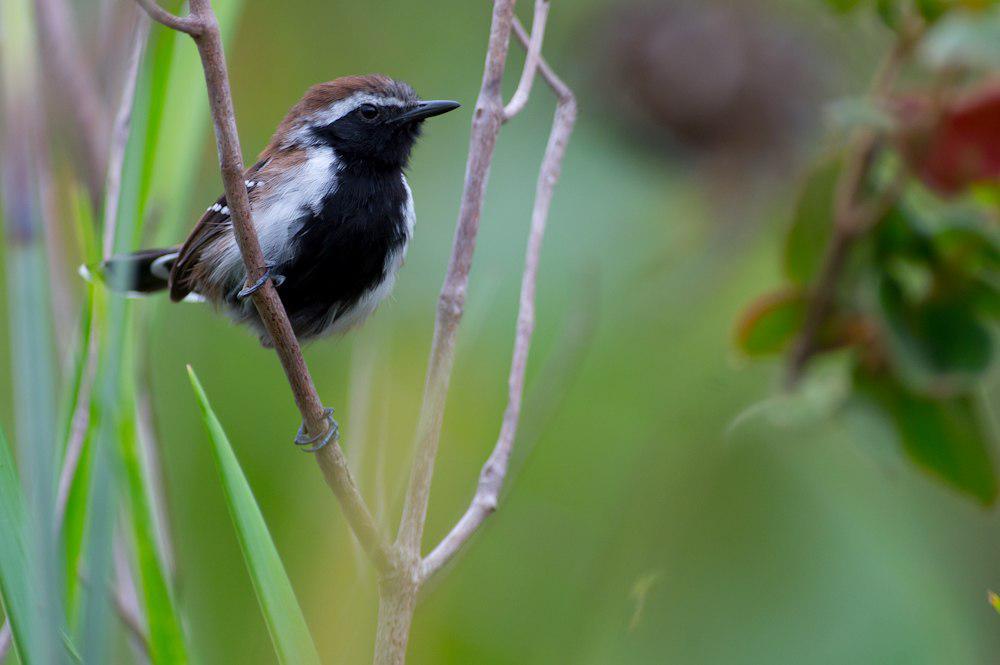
[274,163,409,339]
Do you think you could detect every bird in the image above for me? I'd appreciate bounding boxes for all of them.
[94,74,460,350]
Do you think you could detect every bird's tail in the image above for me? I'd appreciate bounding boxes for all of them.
[79,248,179,296]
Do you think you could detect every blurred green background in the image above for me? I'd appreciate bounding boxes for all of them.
[3,0,1000,663]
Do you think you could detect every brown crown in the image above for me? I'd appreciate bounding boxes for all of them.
[264,75,418,153]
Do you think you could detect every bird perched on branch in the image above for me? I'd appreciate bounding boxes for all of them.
[91,75,459,346]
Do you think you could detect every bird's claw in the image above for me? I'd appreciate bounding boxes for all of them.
[294,407,338,452]
[237,264,284,299]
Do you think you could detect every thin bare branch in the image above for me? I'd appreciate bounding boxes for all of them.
[395,0,516,562]
[133,0,202,35]
[132,0,391,572]
[422,62,576,582]
[512,17,573,103]
[502,0,550,121]
[376,3,518,659]
[376,4,575,659]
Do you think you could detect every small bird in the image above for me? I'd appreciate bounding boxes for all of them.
[97,75,459,347]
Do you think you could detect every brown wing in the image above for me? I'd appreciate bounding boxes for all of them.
[168,159,268,302]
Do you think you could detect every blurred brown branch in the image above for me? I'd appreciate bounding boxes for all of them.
[785,25,923,387]
[34,0,110,198]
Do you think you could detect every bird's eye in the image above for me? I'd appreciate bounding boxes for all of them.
[358,104,380,121]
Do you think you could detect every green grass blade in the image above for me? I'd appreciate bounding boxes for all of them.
[73,18,191,662]
[1,0,66,658]
[63,184,102,624]
[0,425,41,664]
[119,324,188,665]
[187,367,322,665]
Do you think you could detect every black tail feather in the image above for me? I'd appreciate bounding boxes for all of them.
[87,248,179,295]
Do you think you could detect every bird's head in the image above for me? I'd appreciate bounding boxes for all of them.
[271,75,460,169]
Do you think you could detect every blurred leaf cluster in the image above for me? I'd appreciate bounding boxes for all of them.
[737,0,1000,503]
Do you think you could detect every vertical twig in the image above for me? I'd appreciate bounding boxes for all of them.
[394,0,517,566]
[378,5,518,658]
[420,16,576,581]
[379,4,574,662]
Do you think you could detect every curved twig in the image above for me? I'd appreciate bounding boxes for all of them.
[133,0,201,35]
[422,46,576,581]
[502,0,550,121]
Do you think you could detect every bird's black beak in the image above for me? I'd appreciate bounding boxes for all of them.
[393,100,461,124]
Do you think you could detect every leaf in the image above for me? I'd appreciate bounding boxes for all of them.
[915,0,951,21]
[825,97,896,135]
[728,351,853,437]
[784,160,839,284]
[921,7,1000,70]
[876,0,904,29]
[878,277,993,391]
[735,288,808,356]
[855,370,998,504]
[118,328,188,665]
[0,425,42,664]
[824,0,865,12]
[187,368,321,665]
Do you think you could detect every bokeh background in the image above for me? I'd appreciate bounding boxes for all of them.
[2,0,1000,663]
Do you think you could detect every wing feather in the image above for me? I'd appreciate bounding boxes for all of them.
[168,159,268,302]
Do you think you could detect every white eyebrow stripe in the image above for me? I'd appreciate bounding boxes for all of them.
[306,91,411,126]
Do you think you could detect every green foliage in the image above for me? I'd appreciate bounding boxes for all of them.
[873,203,997,393]
[825,98,896,136]
[0,425,40,664]
[738,5,1000,503]
[921,5,1000,69]
[736,289,808,356]
[62,186,102,626]
[187,368,321,665]
[825,0,866,12]
[855,371,997,503]
[120,332,188,665]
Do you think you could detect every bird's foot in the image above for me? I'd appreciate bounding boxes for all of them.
[237,264,285,299]
[294,407,339,452]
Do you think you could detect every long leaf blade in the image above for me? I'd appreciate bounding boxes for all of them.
[187,367,321,665]
[0,425,39,663]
